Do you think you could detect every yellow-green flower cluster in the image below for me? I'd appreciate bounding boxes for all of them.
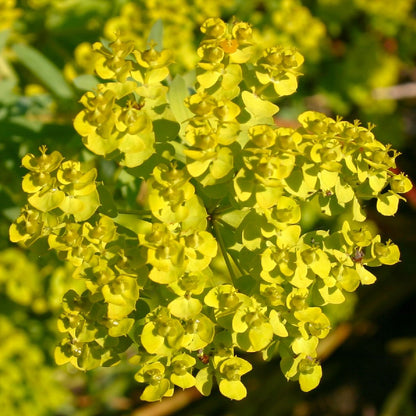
[65,0,323,79]
[103,0,233,70]
[50,213,146,370]
[10,17,411,402]
[183,17,303,188]
[65,0,232,79]
[10,146,100,247]
[238,0,327,63]
[74,38,172,168]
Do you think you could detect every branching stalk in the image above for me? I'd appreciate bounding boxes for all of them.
[211,218,237,284]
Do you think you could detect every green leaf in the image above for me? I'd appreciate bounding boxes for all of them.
[0,79,17,106]
[239,211,264,251]
[73,74,99,91]
[284,168,315,198]
[28,189,65,212]
[219,209,249,229]
[114,214,152,236]
[59,191,100,222]
[153,119,180,142]
[97,184,118,217]
[147,19,163,51]
[127,143,174,179]
[77,343,102,370]
[0,30,10,52]
[12,44,74,100]
[180,195,208,232]
[108,318,134,337]
[168,75,193,128]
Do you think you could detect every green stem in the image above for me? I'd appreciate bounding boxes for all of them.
[228,249,246,277]
[113,165,124,183]
[117,209,152,216]
[254,83,270,97]
[215,219,246,276]
[213,205,235,216]
[211,219,237,284]
[216,217,234,229]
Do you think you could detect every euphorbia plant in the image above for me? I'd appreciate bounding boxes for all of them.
[10,17,411,401]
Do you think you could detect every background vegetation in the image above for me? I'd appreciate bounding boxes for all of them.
[1,0,416,415]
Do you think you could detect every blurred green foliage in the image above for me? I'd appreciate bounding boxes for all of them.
[1,0,416,415]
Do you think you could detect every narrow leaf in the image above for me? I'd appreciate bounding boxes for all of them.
[0,30,10,51]
[168,75,193,127]
[12,43,74,100]
[73,74,99,91]
[147,19,163,51]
